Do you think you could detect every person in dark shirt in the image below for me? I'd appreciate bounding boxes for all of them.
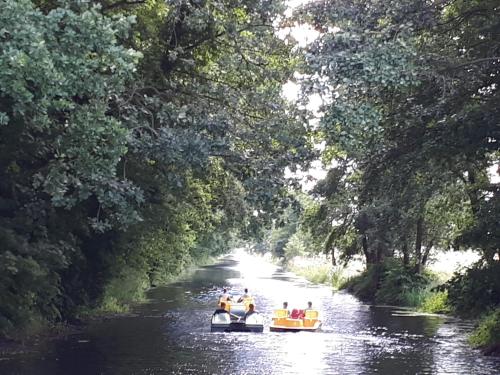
[244,303,257,319]
[213,302,228,316]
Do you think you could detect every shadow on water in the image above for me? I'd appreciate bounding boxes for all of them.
[1,253,500,375]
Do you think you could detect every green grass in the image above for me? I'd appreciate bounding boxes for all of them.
[290,263,332,284]
[340,260,452,314]
[469,309,500,352]
[82,256,218,317]
[331,268,350,290]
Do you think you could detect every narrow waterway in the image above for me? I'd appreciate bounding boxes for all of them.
[1,251,500,375]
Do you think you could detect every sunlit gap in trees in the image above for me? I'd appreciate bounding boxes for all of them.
[488,164,500,184]
[277,1,331,192]
[229,248,335,372]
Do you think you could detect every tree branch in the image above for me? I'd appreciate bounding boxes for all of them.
[103,1,146,11]
[442,57,500,72]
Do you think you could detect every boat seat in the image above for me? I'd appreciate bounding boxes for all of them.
[273,309,289,318]
[304,310,319,319]
[303,318,317,327]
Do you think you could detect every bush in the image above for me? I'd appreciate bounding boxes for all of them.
[446,261,500,316]
[419,291,450,314]
[341,264,381,302]
[469,309,500,355]
[99,268,150,312]
[331,267,350,290]
[400,288,429,308]
[375,259,430,305]
[341,258,438,306]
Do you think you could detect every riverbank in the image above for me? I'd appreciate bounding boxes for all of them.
[0,254,220,357]
[283,254,363,289]
[282,254,500,357]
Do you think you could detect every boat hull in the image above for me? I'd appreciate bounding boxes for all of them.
[211,322,264,333]
[269,321,322,332]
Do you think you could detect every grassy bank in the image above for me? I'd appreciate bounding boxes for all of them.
[2,254,218,346]
[341,260,450,314]
[469,309,500,356]
[286,256,360,289]
[78,254,218,318]
[288,255,500,356]
[0,253,219,356]
[289,262,332,284]
[342,259,500,356]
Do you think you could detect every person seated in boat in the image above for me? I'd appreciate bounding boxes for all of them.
[213,302,229,316]
[304,301,313,311]
[290,308,305,319]
[219,288,232,303]
[282,301,290,317]
[244,303,257,319]
[237,288,251,303]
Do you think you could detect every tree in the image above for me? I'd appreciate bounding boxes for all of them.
[0,0,314,334]
[297,0,499,271]
[0,0,140,332]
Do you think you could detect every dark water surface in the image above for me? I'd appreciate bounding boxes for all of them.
[2,251,500,374]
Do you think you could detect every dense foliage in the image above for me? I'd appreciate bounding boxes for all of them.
[1,0,499,354]
[446,261,500,316]
[293,0,499,290]
[469,308,500,355]
[291,0,499,353]
[0,0,312,335]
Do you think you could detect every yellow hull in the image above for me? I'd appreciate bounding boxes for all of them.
[270,309,321,332]
[269,319,322,332]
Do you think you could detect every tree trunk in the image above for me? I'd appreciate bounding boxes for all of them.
[361,234,373,264]
[421,240,434,268]
[414,217,423,274]
[402,240,409,267]
[466,169,480,216]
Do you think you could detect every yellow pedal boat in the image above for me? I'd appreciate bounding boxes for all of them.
[269,309,322,332]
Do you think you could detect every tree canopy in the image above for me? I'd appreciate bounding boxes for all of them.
[0,0,498,337]
[0,0,312,334]
[296,0,499,270]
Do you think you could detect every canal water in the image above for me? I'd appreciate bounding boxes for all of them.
[1,251,500,374]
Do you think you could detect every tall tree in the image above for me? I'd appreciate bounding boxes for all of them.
[297,0,499,269]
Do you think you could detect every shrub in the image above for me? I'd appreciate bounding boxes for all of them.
[419,291,450,314]
[99,268,150,312]
[401,288,429,308]
[331,267,350,290]
[375,259,430,305]
[469,309,500,354]
[446,261,500,316]
[342,264,382,302]
[342,258,436,306]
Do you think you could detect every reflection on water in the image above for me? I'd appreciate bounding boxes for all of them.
[1,250,500,375]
